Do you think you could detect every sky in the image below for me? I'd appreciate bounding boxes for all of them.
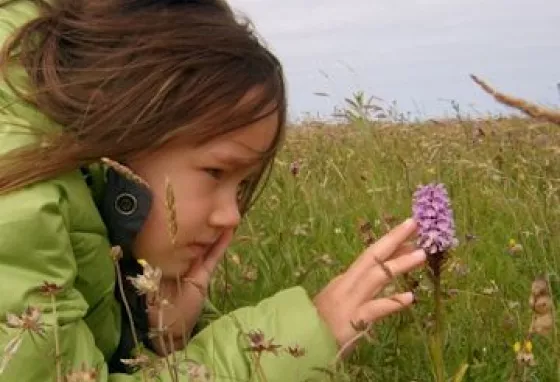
[229,0,560,121]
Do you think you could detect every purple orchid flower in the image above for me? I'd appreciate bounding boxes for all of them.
[412,183,458,255]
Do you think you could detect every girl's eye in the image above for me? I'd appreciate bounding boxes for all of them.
[204,168,224,179]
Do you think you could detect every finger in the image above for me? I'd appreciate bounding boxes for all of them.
[355,292,415,324]
[204,228,234,272]
[369,249,426,288]
[347,218,417,277]
[180,255,213,298]
[388,241,418,261]
[368,218,418,263]
[351,249,425,303]
[182,229,234,285]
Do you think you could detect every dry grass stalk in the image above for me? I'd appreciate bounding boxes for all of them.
[165,177,178,247]
[49,293,62,382]
[164,177,188,369]
[110,246,149,382]
[154,299,178,382]
[470,74,560,126]
[101,157,151,189]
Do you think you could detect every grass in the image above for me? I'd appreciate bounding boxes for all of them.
[3,83,557,381]
[213,116,560,381]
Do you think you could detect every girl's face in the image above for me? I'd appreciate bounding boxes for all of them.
[128,110,278,278]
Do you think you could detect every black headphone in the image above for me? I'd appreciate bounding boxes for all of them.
[100,167,153,254]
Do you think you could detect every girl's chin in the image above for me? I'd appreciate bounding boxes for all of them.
[161,259,195,279]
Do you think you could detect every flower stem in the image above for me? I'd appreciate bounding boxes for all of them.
[114,259,148,382]
[167,331,179,382]
[50,294,62,382]
[115,261,141,349]
[157,297,177,382]
[427,251,446,382]
[253,354,268,382]
[432,274,445,382]
[175,271,188,360]
[333,323,372,365]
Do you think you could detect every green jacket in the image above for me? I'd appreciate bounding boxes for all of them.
[0,2,338,381]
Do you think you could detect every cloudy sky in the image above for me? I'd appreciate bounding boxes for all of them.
[230,0,560,121]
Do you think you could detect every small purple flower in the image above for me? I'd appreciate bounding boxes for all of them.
[412,183,458,255]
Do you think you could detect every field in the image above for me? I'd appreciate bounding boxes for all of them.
[214,116,560,381]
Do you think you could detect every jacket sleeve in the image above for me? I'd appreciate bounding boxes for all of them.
[114,287,339,382]
[184,286,339,382]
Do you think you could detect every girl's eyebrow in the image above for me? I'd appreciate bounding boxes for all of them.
[212,140,270,167]
[214,152,262,167]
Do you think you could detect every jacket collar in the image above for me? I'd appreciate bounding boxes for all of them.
[81,163,153,253]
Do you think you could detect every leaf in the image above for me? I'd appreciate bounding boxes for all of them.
[452,362,469,382]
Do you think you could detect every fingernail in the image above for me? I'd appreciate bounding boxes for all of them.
[402,291,415,304]
[413,249,427,261]
[404,218,415,227]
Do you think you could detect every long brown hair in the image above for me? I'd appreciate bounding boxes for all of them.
[0,0,286,213]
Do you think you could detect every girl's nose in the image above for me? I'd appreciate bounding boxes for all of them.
[209,191,241,229]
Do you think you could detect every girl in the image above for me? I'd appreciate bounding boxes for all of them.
[0,0,427,381]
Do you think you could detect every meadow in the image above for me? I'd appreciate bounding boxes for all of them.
[1,77,557,382]
[213,100,560,381]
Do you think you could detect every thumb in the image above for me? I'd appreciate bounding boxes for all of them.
[180,229,233,297]
[190,228,233,282]
[204,228,234,271]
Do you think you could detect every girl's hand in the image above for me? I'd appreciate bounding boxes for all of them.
[148,228,234,354]
[313,218,426,359]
